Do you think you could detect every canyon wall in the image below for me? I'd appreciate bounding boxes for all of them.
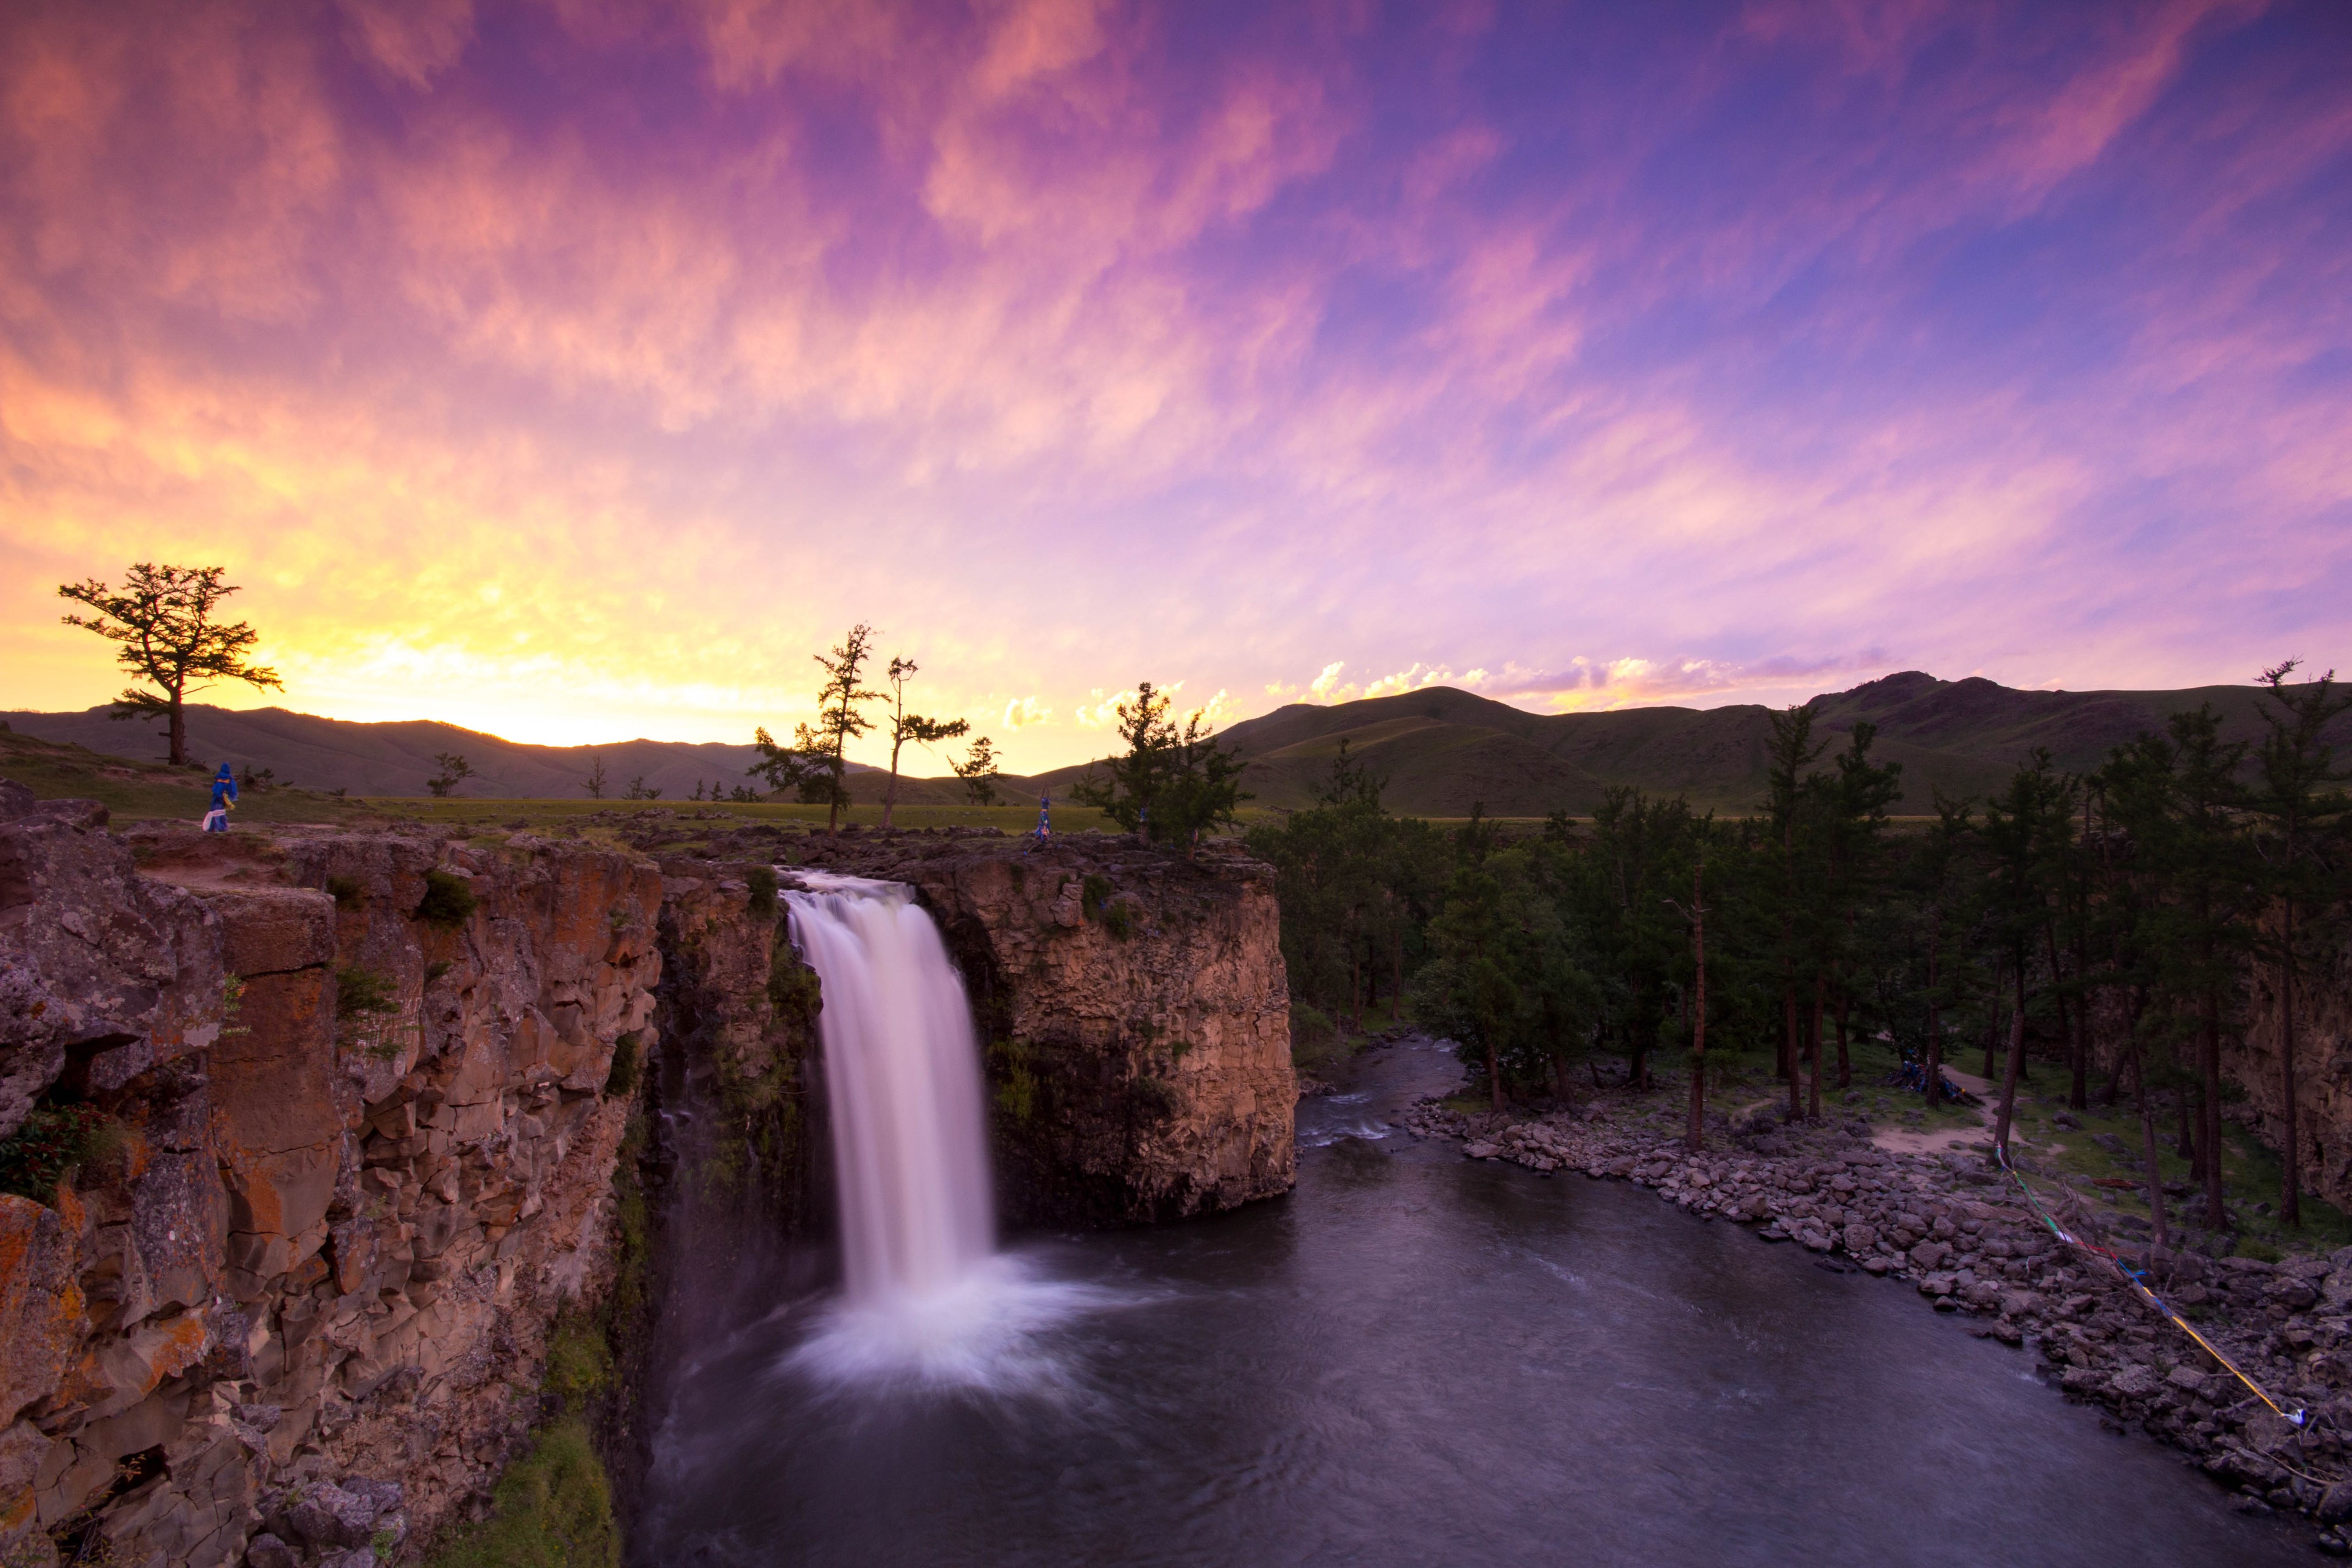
[0,797,660,1568]
[2224,937,2352,1210]
[0,803,1295,1566]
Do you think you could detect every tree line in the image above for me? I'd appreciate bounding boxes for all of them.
[1249,665,2351,1242]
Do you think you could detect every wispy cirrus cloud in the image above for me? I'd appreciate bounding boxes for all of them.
[1,0,2345,766]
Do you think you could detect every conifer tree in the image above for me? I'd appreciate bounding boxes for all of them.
[2251,662,2352,1225]
[1819,723,1903,1101]
[58,563,283,766]
[1979,751,2072,1157]
[1760,702,1828,1118]
[1073,682,1250,856]
[951,737,1002,805]
[751,624,880,833]
[877,656,968,830]
[1912,792,1976,1110]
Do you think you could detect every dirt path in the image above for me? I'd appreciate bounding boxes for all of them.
[1729,1068,2070,1161]
[1866,1067,2061,1157]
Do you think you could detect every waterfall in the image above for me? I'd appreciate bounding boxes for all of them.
[783,872,1102,1393]
[788,873,995,1298]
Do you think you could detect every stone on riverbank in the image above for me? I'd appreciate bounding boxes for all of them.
[1400,1073,2352,1544]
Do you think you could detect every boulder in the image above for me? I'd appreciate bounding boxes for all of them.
[245,1533,298,1568]
[2241,1409,2301,1457]
[273,1478,385,1550]
[2060,1366,2107,1396]
[2165,1365,2213,1399]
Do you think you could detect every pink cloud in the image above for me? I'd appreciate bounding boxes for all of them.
[0,1,2343,771]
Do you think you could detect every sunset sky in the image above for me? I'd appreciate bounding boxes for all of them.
[3,0,2347,772]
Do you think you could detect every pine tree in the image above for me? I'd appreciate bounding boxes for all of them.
[877,656,969,829]
[58,564,283,766]
[751,625,880,833]
[951,737,1002,804]
[2250,662,2352,1226]
[1072,682,1250,856]
[1760,702,1829,1118]
[1979,751,2071,1157]
[1818,723,1903,1101]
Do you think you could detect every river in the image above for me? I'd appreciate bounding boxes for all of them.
[634,1034,2306,1566]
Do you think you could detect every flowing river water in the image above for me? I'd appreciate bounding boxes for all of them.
[634,883,2303,1566]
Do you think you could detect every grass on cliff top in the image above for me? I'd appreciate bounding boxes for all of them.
[1,725,377,825]
[340,796,1143,836]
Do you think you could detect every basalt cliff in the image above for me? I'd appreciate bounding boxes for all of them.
[0,793,1293,1567]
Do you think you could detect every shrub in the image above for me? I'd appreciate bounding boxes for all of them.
[1289,1003,1342,1074]
[1080,873,1114,918]
[542,1315,612,1409]
[1129,1073,1179,1122]
[603,1033,640,1098]
[1080,874,1138,940]
[744,866,779,919]
[987,1037,1039,1124]
[337,966,399,1020]
[415,870,478,928]
[421,1418,617,1568]
[766,942,822,1020]
[0,1105,118,1202]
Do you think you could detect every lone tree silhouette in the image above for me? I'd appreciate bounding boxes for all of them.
[426,753,475,798]
[57,563,282,766]
[752,623,880,834]
[878,655,968,829]
[952,736,1002,804]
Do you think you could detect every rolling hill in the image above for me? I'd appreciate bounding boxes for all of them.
[1202,670,2345,815]
[12,669,2342,817]
[1,705,978,805]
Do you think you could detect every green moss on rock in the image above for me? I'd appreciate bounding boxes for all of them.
[421,1419,617,1568]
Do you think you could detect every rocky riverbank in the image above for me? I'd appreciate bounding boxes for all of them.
[1405,1083,2352,1550]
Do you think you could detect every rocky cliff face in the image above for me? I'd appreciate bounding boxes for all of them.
[0,805,1294,1566]
[649,861,824,1232]
[2225,939,2352,1209]
[0,799,660,1568]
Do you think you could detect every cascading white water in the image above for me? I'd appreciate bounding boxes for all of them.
[783,872,1105,1393]
[787,873,995,1299]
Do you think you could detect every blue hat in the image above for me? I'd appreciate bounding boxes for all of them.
[216,763,234,777]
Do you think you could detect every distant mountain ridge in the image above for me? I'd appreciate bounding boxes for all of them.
[1201,670,2345,815]
[11,669,2339,815]
[0,706,967,803]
